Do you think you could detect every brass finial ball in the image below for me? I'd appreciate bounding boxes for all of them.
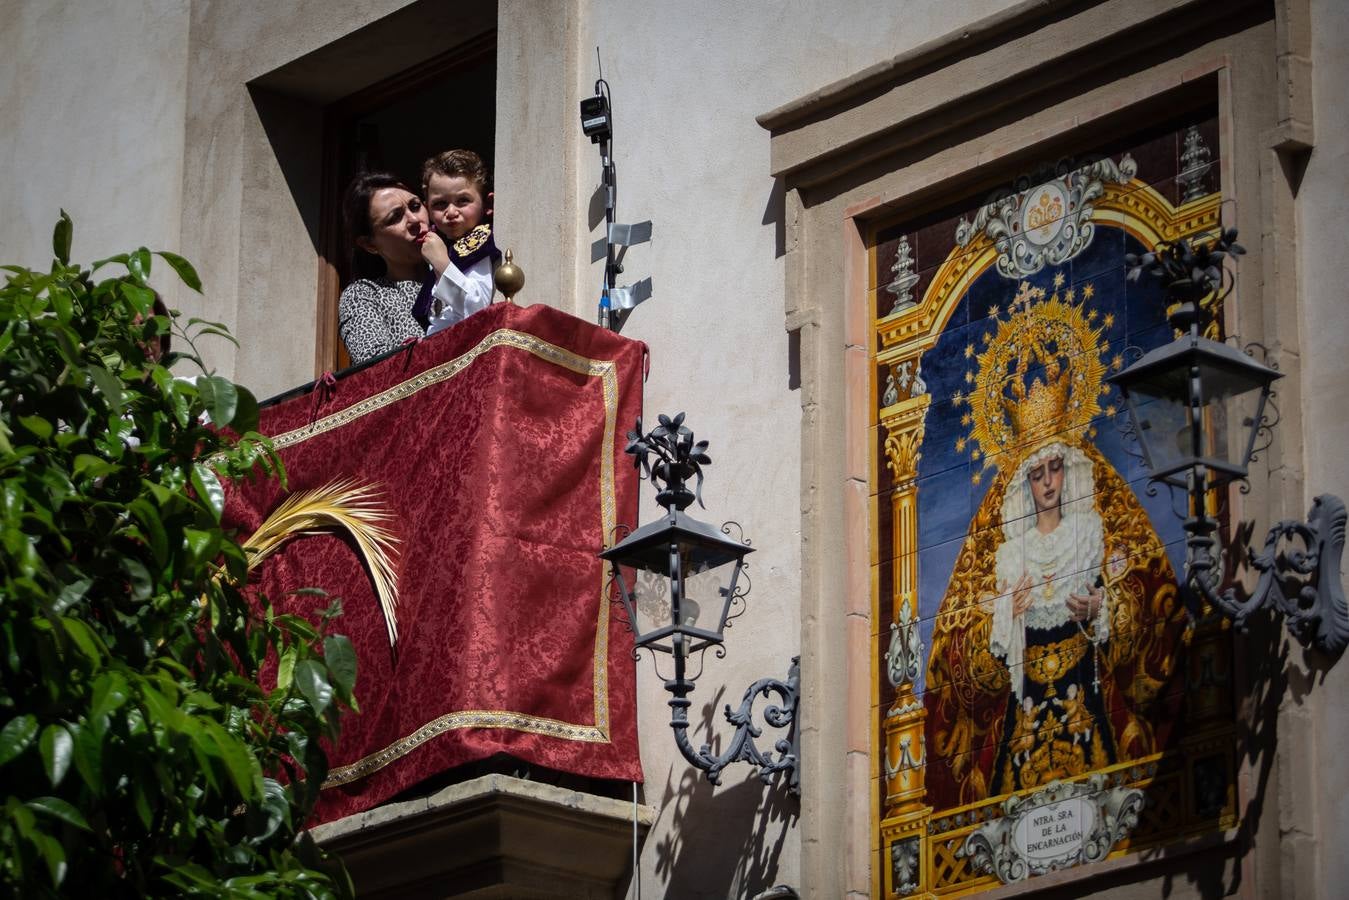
[494,249,525,302]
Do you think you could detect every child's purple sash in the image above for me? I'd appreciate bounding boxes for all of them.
[412,224,503,326]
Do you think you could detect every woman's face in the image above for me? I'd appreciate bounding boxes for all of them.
[357,187,429,269]
[1028,455,1065,513]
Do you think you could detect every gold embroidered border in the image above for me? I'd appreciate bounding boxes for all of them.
[266,328,621,788]
[323,709,612,788]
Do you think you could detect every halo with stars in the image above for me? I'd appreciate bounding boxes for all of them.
[953,277,1117,484]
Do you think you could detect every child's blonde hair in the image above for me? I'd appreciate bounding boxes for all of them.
[420,149,491,199]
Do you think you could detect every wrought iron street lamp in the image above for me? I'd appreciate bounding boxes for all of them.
[601,413,800,793]
[1108,230,1348,655]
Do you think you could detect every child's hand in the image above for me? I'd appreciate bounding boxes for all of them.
[418,230,450,277]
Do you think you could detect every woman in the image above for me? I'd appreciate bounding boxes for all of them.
[985,441,1113,794]
[337,172,433,365]
[922,287,1187,809]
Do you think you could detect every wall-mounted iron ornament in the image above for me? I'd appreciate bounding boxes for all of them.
[600,413,800,793]
[1108,229,1348,656]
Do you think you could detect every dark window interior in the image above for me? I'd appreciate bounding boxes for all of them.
[346,59,496,202]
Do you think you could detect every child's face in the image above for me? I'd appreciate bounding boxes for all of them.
[426,174,490,241]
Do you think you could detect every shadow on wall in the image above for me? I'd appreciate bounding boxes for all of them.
[762,176,786,260]
[248,86,326,255]
[651,683,800,897]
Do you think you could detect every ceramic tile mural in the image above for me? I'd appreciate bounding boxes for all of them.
[872,113,1236,897]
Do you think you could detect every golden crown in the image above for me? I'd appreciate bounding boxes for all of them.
[955,277,1110,482]
[1002,365,1073,445]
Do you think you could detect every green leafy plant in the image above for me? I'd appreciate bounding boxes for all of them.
[0,214,356,898]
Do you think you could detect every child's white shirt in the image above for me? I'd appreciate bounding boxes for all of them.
[426,257,495,336]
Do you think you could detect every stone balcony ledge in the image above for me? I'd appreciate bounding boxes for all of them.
[313,773,654,898]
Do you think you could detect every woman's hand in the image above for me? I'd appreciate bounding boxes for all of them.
[1011,573,1034,617]
[1067,584,1103,622]
[418,230,450,278]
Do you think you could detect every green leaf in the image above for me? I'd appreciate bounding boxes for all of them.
[199,375,238,427]
[53,210,72,264]
[27,795,90,832]
[18,414,53,440]
[0,714,38,765]
[73,454,117,481]
[253,777,291,843]
[154,367,191,427]
[90,252,128,271]
[39,725,73,787]
[86,364,124,414]
[294,660,333,715]
[323,635,357,697]
[128,499,168,564]
[233,384,260,434]
[121,556,154,601]
[90,671,130,721]
[52,577,92,615]
[274,614,318,643]
[31,828,67,887]
[119,281,155,317]
[182,526,219,566]
[58,616,104,663]
[156,250,202,292]
[51,325,82,368]
[49,284,74,323]
[276,647,297,693]
[132,778,154,831]
[206,722,262,799]
[188,727,221,792]
[128,247,152,282]
[162,862,219,891]
[71,722,103,795]
[191,463,225,521]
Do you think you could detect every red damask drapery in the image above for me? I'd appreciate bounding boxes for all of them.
[222,302,646,824]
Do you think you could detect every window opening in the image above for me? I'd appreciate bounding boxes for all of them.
[316,32,496,374]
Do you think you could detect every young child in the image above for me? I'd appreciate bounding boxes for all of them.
[414,149,501,335]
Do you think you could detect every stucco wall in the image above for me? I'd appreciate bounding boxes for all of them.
[1300,1,1349,896]
[0,0,190,277]
[563,2,1019,896]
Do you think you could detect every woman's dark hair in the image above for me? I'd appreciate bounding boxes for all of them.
[342,171,412,279]
[152,294,172,361]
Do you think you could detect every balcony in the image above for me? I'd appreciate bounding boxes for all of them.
[225,302,653,895]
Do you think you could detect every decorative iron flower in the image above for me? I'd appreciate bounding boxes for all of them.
[1125,226,1245,304]
[624,412,712,509]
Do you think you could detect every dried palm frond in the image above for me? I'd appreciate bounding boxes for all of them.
[241,478,402,649]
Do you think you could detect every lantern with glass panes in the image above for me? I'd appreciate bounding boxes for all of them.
[1108,229,1347,656]
[601,414,800,793]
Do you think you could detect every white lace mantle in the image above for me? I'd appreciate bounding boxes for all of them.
[989,507,1107,698]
